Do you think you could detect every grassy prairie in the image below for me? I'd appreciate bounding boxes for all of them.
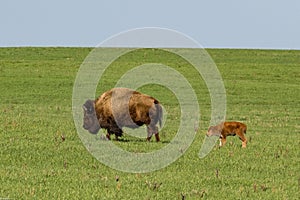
[0,47,299,199]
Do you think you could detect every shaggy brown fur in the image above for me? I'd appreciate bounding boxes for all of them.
[83,88,162,141]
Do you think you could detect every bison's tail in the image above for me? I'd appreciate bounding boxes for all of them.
[154,100,163,127]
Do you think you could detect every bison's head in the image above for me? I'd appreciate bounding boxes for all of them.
[206,125,222,137]
[82,100,100,134]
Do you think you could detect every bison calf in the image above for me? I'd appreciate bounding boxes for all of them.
[206,122,247,148]
[82,88,162,141]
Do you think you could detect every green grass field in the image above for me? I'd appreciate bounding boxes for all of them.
[0,47,299,199]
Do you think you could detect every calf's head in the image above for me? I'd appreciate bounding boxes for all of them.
[206,125,222,137]
[82,100,100,134]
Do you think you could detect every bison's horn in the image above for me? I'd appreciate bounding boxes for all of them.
[82,105,88,111]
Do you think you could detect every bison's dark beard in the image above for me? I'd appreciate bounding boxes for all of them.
[83,122,100,134]
[87,126,100,134]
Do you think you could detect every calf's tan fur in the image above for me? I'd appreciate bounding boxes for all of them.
[206,122,247,148]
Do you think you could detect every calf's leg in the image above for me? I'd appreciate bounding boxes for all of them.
[219,136,227,147]
[237,130,247,148]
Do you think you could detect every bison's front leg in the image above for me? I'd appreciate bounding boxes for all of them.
[146,125,160,142]
[107,126,123,141]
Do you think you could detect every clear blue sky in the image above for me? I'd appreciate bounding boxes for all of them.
[1,0,300,49]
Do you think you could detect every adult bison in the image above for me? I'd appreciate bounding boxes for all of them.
[82,88,162,141]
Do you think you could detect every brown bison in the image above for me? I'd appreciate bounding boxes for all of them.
[82,88,162,141]
[206,121,247,148]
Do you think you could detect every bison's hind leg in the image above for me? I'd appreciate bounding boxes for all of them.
[146,125,160,142]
